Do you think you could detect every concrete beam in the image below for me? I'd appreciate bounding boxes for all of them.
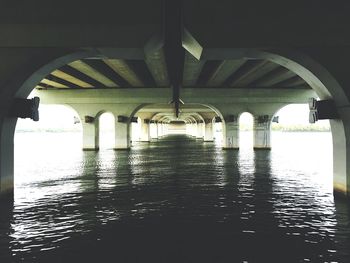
[181,88,317,104]
[50,69,93,88]
[206,60,246,86]
[226,60,267,86]
[81,59,131,88]
[272,75,306,88]
[46,73,85,89]
[35,88,172,104]
[68,60,117,88]
[234,61,280,87]
[183,52,205,86]
[144,47,169,87]
[251,67,296,87]
[58,65,109,88]
[103,59,144,87]
[35,88,317,105]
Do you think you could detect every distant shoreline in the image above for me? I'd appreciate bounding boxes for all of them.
[16,128,331,133]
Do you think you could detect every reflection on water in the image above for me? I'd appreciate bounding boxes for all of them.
[0,132,349,262]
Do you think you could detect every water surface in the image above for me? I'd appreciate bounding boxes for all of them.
[0,132,349,262]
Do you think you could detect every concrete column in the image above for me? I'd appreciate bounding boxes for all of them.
[191,123,197,137]
[253,115,272,149]
[0,118,16,199]
[163,123,168,136]
[157,123,163,137]
[82,120,99,151]
[155,122,159,138]
[140,119,150,142]
[186,123,196,137]
[223,115,239,149]
[204,119,214,141]
[197,122,204,139]
[186,123,190,135]
[332,108,350,198]
[150,122,158,139]
[115,118,130,150]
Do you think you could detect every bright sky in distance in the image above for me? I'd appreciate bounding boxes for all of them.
[15,103,329,130]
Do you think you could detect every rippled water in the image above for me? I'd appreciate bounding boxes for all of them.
[0,132,349,262]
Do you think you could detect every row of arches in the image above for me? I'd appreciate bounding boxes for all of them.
[16,103,329,150]
[1,48,349,198]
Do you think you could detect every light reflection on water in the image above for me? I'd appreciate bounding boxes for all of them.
[0,131,349,262]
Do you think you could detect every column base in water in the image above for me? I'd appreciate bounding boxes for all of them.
[253,146,271,150]
[82,147,99,151]
[333,184,350,200]
[222,146,239,150]
[114,147,130,150]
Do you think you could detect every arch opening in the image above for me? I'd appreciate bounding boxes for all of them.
[239,112,254,150]
[98,112,115,150]
[271,103,333,190]
[131,103,219,141]
[14,98,83,202]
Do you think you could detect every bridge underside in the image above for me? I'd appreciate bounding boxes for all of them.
[0,0,349,200]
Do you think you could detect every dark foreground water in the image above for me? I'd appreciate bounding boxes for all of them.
[1,132,350,262]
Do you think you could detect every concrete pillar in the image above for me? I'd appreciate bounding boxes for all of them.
[0,119,16,199]
[204,119,214,141]
[150,122,158,139]
[253,115,272,149]
[155,122,159,138]
[197,122,204,139]
[157,122,163,137]
[115,117,130,150]
[186,123,190,136]
[163,123,168,136]
[223,115,239,149]
[186,123,196,137]
[191,123,197,137]
[332,109,350,198]
[140,119,151,142]
[82,119,99,151]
